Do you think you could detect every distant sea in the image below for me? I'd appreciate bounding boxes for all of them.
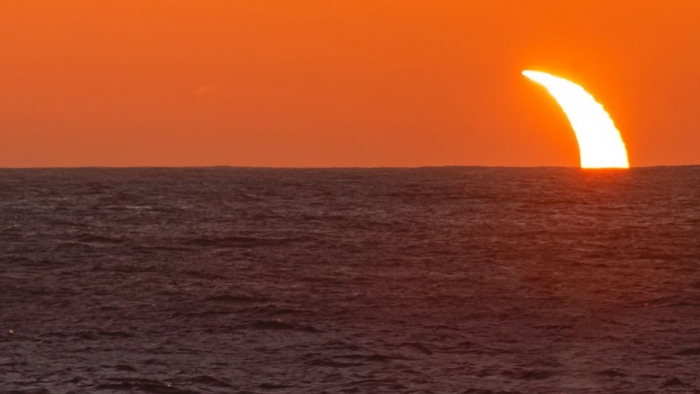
[1,167,699,393]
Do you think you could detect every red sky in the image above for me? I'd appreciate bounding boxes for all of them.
[1,1,699,167]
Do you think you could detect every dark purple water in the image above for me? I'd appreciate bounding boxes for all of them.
[1,167,700,393]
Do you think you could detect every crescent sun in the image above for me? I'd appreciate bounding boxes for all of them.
[523,70,629,169]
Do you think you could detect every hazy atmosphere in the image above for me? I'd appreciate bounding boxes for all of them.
[2,1,699,167]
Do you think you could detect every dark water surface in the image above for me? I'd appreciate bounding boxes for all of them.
[1,167,700,393]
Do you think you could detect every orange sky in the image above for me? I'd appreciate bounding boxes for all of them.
[1,1,699,167]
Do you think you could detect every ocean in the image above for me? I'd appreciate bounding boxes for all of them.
[1,167,699,393]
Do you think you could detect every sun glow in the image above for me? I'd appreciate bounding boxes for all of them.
[523,70,629,169]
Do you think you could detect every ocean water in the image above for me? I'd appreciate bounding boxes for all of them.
[1,167,699,393]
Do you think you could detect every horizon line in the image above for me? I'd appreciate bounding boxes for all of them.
[0,164,697,170]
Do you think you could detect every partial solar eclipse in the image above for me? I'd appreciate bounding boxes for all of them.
[523,70,629,169]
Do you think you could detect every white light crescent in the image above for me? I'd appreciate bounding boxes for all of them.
[523,70,629,169]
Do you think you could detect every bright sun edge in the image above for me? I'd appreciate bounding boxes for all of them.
[522,70,630,169]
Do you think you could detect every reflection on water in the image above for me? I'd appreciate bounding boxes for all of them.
[1,167,699,392]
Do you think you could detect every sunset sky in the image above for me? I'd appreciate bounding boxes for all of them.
[1,1,699,167]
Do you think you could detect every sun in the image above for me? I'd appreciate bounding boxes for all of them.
[523,70,629,169]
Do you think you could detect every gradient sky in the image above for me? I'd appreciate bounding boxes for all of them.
[1,1,699,167]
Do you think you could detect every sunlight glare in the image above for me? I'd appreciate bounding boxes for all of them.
[523,70,629,169]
